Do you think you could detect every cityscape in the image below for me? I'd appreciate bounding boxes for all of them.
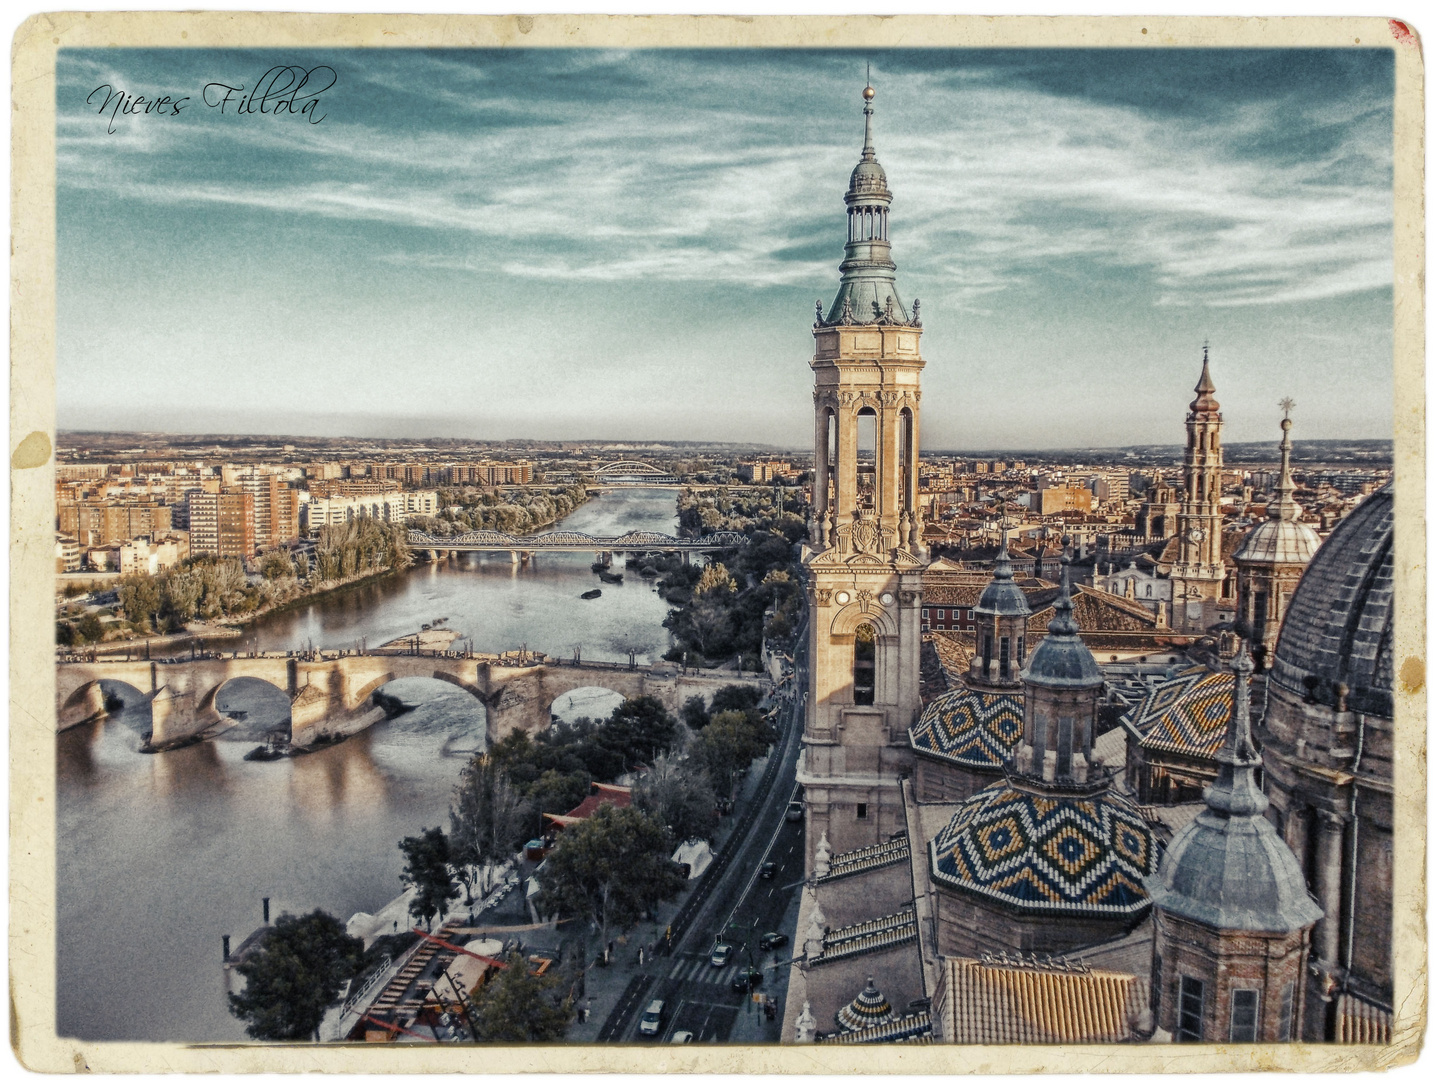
[43,40,1402,1059]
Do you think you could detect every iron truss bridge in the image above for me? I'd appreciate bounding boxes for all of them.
[407,528,747,552]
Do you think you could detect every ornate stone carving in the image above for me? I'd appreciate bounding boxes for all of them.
[856,589,874,613]
[815,589,833,606]
[912,298,922,326]
[899,589,921,606]
[850,517,882,555]
[837,390,859,407]
[880,391,901,408]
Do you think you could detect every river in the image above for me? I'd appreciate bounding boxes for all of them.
[55,488,680,1042]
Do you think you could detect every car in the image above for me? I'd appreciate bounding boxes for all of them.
[730,967,763,992]
[759,861,777,879]
[759,931,789,951]
[785,801,804,822]
[671,1030,694,1044]
[638,999,666,1037]
[709,942,734,967]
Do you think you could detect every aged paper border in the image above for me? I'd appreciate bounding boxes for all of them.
[9,12,1425,1074]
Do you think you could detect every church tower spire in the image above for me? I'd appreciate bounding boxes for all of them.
[1171,344,1228,630]
[799,79,927,870]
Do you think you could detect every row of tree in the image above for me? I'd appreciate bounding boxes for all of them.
[78,518,411,641]
[414,483,591,537]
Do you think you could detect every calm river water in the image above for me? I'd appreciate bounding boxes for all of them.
[56,489,679,1042]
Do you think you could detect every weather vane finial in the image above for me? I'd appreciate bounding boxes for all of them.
[1279,396,1296,419]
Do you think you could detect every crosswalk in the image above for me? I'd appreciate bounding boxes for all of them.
[666,957,741,986]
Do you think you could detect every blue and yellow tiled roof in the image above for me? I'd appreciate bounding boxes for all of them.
[1122,665,1234,760]
[929,783,1157,916]
[909,687,1024,770]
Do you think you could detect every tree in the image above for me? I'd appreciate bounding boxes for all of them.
[227,909,363,1041]
[468,950,572,1042]
[693,709,770,799]
[597,695,677,767]
[450,756,532,901]
[680,694,709,730]
[634,752,716,843]
[117,573,162,631]
[535,804,686,948]
[76,611,105,643]
[526,769,592,820]
[398,827,460,930]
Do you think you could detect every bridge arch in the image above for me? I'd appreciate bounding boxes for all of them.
[550,686,625,729]
[596,461,672,477]
[209,676,293,742]
[59,677,150,730]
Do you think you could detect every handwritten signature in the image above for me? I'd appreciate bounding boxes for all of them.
[87,65,336,134]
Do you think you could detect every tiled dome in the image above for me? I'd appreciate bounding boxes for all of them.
[929,782,1157,917]
[1270,483,1393,717]
[1123,665,1236,760]
[910,687,1024,770]
[837,977,894,1031]
[1232,518,1322,565]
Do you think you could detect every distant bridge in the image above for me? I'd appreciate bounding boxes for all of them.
[590,461,681,485]
[407,528,747,553]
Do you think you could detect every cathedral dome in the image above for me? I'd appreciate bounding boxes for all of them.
[1268,482,1393,717]
[1147,651,1324,933]
[1146,802,1323,933]
[928,782,1157,917]
[910,687,1023,770]
[1232,518,1322,566]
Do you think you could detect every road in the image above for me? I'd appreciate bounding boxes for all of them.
[597,628,808,1043]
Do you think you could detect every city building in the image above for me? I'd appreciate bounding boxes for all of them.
[238,468,302,551]
[303,489,439,534]
[1232,405,1321,664]
[56,498,173,548]
[797,81,928,865]
[55,533,81,573]
[188,489,256,557]
[1038,486,1094,516]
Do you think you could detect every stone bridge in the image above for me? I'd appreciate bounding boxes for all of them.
[55,654,766,752]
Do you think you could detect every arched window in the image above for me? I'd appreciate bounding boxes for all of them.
[900,408,915,515]
[853,623,876,706]
[856,408,877,511]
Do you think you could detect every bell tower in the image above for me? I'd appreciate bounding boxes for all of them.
[799,82,927,868]
[1171,345,1228,630]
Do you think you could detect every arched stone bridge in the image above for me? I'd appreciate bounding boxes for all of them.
[407,528,747,553]
[56,654,765,752]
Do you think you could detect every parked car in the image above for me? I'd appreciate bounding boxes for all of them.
[638,999,666,1037]
[671,1030,694,1044]
[730,967,763,992]
[709,942,734,967]
[759,862,777,879]
[785,801,804,822]
[759,931,789,951]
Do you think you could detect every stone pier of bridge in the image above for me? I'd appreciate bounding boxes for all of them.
[55,653,766,752]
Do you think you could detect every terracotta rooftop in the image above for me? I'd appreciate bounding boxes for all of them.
[937,957,1141,1044]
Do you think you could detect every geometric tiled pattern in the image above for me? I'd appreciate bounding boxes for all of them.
[1124,666,1235,760]
[929,782,1157,916]
[910,687,1024,769]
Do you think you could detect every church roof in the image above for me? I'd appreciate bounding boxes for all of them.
[910,686,1024,771]
[929,782,1157,917]
[1119,664,1234,761]
[937,957,1141,1044]
[1270,482,1393,718]
[1232,518,1322,565]
[819,835,911,882]
[1024,557,1104,690]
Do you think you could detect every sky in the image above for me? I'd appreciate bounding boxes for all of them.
[56,47,1395,449]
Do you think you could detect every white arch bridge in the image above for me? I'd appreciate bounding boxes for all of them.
[407,528,748,553]
[590,461,680,485]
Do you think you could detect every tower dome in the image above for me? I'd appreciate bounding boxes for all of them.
[1268,482,1393,717]
[1233,406,1321,568]
[1023,551,1103,690]
[1147,651,1324,932]
[973,531,1031,619]
[821,82,914,328]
